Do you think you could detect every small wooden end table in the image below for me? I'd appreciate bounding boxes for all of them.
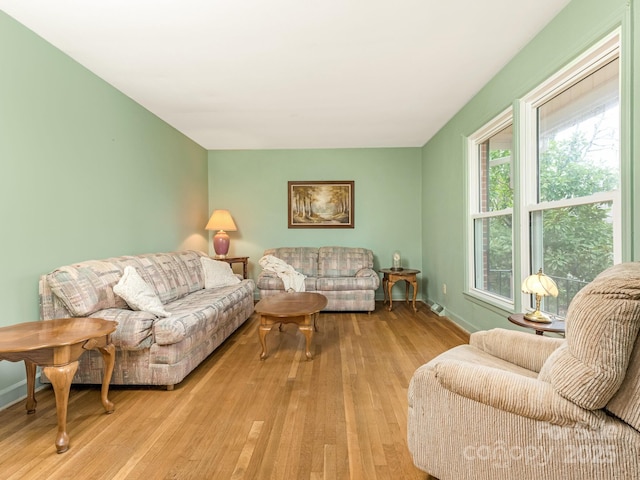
[508,313,565,336]
[254,292,327,360]
[0,318,117,453]
[380,268,420,312]
[218,256,249,279]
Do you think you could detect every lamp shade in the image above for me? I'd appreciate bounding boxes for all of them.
[205,210,237,232]
[521,268,559,297]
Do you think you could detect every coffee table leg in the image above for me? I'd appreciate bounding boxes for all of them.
[43,361,79,454]
[24,360,37,414]
[97,343,116,413]
[299,323,313,360]
[259,322,272,360]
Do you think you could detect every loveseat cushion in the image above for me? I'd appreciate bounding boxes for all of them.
[318,247,373,277]
[316,275,379,291]
[256,273,317,292]
[538,262,640,410]
[263,247,318,277]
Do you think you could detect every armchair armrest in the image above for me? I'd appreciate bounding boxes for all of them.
[431,359,606,428]
[470,328,564,373]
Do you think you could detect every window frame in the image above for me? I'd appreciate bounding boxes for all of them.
[519,31,621,315]
[466,29,622,315]
[467,108,515,312]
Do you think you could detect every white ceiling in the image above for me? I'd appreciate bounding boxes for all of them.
[1,1,571,150]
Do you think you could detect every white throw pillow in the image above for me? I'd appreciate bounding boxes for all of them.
[113,266,170,317]
[201,257,241,289]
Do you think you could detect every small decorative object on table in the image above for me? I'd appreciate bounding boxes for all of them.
[392,251,402,271]
[521,268,559,323]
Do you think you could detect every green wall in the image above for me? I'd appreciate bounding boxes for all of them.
[420,0,635,332]
[0,12,209,407]
[207,148,422,288]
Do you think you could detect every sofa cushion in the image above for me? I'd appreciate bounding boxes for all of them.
[47,261,128,316]
[113,266,170,318]
[318,247,373,277]
[154,281,253,345]
[135,252,204,304]
[538,262,640,410]
[201,257,241,289]
[91,308,156,350]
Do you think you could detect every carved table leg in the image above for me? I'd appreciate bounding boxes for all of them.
[24,360,37,414]
[259,321,272,360]
[387,279,396,311]
[43,361,79,454]
[411,278,418,312]
[97,343,115,413]
[299,318,314,360]
[382,276,389,305]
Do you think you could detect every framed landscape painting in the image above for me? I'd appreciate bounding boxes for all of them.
[288,181,354,228]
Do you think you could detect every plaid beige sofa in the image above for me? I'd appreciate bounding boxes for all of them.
[39,250,255,389]
[408,262,640,479]
[256,247,379,312]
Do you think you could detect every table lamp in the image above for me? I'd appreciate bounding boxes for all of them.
[521,268,559,323]
[205,209,237,258]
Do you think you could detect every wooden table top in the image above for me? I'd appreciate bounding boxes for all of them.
[0,318,117,353]
[508,313,565,334]
[379,268,420,275]
[255,292,328,317]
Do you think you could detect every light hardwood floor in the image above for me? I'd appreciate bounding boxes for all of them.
[0,302,468,480]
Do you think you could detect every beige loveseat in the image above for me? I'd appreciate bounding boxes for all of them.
[256,247,379,312]
[39,250,255,389]
[408,262,640,479]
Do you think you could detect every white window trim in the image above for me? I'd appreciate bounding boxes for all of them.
[467,108,514,310]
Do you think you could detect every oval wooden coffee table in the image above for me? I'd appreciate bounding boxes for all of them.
[255,292,327,360]
[0,317,117,453]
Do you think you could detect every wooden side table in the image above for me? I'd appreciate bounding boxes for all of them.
[218,256,249,279]
[0,318,117,453]
[508,313,565,336]
[380,268,420,312]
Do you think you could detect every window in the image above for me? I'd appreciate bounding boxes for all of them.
[524,46,620,317]
[469,113,514,307]
[468,31,621,317]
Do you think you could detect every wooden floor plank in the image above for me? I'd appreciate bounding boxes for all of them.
[0,301,467,479]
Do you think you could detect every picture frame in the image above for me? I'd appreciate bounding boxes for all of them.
[288,181,355,228]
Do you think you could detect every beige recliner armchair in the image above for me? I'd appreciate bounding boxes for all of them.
[408,262,640,479]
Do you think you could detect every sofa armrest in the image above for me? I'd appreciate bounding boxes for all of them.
[355,268,381,289]
[429,359,605,428]
[470,328,564,373]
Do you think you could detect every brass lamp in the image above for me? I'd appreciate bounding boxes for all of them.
[205,209,237,258]
[521,268,559,323]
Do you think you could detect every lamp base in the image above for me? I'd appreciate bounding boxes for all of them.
[213,230,230,258]
[523,310,552,323]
